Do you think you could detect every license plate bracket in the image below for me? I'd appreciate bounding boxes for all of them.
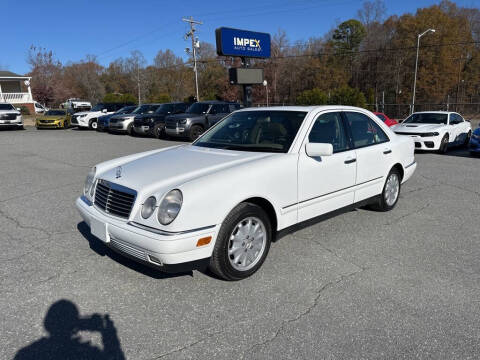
[90,218,110,243]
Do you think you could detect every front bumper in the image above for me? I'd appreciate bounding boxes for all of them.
[165,126,186,137]
[397,134,442,151]
[71,116,89,127]
[75,196,217,267]
[36,120,64,128]
[469,137,480,153]
[0,120,23,127]
[109,120,131,132]
[133,124,154,135]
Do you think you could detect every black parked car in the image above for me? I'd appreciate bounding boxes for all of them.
[164,101,241,141]
[133,102,189,138]
[97,105,137,132]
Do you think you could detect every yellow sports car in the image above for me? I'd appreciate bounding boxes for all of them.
[36,109,71,129]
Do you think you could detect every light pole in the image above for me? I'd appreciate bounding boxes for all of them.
[263,80,269,106]
[412,28,435,114]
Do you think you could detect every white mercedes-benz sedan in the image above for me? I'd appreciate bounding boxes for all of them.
[392,111,472,153]
[76,106,416,280]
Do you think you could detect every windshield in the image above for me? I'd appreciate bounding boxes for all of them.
[91,104,105,112]
[404,113,448,125]
[45,110,66,116]
[133,104,160,114]
[116,106,136,114]
[155,104,174,114]
[186,103,210,114]
[0,103,15,110]
[194,110,307,153]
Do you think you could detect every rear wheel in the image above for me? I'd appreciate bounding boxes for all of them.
[438,134,449,154]
[89,119,98,130]
[189,125,204,142]
[370,168,401,212]
[209,203,272,281]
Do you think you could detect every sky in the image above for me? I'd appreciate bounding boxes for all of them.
[2,0,479,75]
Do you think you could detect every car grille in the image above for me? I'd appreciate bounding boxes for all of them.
[110,238,147,262]
[94,180,136,219]
[40,120,56,123]
[395,132,427,137]
[165,119,178,129]
[70,116,78,124]
[0,113,17,120]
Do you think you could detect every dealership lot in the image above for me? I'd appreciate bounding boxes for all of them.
[2,127,480,359]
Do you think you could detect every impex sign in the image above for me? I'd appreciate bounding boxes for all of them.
[215,27,271,58]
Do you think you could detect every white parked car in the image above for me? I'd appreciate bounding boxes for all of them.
[392,111,472,153]
[34,102,48,114]
[0,102,23,129]
[76,106,417,280]
[71,103,126,129]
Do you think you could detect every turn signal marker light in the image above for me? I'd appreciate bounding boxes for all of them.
[196,236,212,247]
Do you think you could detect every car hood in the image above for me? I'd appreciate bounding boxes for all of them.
[110,114,135,120]
[74,111,102,116]
[98,145,271,195]
[392,123,445,133]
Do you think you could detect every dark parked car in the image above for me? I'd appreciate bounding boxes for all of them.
[109,104,161,135]
[164,101,241,141]
[133,102,189,138]
[97,106,137,132]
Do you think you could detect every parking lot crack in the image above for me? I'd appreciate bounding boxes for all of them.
[151,329,223,359]
[0,206,51,237]
[243,269,365,357]
[384,202,431,226]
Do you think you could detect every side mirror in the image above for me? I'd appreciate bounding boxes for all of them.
[305,143,333,157]
[102,109,108,113]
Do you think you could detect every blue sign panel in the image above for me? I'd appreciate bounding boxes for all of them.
[216,27,271,58]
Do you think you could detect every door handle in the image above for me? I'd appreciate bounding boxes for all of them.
[344,158,356,164]
[383,149,392,154]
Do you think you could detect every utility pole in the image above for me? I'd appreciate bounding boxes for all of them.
[137,64,141,105]
[412,28,435,114]
[183,16,202,102]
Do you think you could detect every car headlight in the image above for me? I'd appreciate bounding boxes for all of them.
[421,132,440,137]
[157,189,183,225]
[84,167,96,198]
[141,196,157,219]
[179,119,187,124]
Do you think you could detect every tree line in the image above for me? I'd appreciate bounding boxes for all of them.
[27,0,480,117]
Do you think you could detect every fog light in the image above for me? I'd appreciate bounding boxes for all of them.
[196,236,212,247]
[148,254,163,266]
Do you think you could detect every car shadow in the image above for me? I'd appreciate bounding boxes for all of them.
[415,146,479,159]
[14,299,125,360]
[76,222,193,279]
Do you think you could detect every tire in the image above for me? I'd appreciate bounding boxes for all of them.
[153,124,163,139]
[189,125,204,142]
[127,123,135,136]
[209,202,272,281]
[89,119,98,130]
[438,134,449,154]
[370,168,401,212]
[63,120,69,129]
[464,131,472,147]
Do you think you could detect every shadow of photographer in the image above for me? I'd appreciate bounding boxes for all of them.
[15,299,125,360]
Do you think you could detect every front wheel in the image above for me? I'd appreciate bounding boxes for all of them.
[370,168,401,212]
[438,134,449,154]
[153,124,163,139]
[189,125,204,142]
[89,119,98,130]
[209,203,272,281]
[127,123,135,136]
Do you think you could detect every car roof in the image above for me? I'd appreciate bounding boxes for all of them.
[235,105,372,113]
[197,100,239,104]
[412,111,454,114]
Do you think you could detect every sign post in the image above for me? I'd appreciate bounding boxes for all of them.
[215,27,271,107]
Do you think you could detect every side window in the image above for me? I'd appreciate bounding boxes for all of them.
[308,112,350,153]
[175,104,187,113]
[451,114,462,124]
[345,112,389,148]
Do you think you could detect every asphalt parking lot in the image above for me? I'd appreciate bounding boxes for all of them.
[2,126,480,359]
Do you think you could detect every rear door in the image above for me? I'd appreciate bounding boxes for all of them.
[343,111,392,203]
[297,111,356,222]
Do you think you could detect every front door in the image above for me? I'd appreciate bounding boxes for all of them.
[297,111,357,222]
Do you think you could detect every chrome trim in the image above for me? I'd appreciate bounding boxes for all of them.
[128,221,216,236]
[405,160,416,169]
